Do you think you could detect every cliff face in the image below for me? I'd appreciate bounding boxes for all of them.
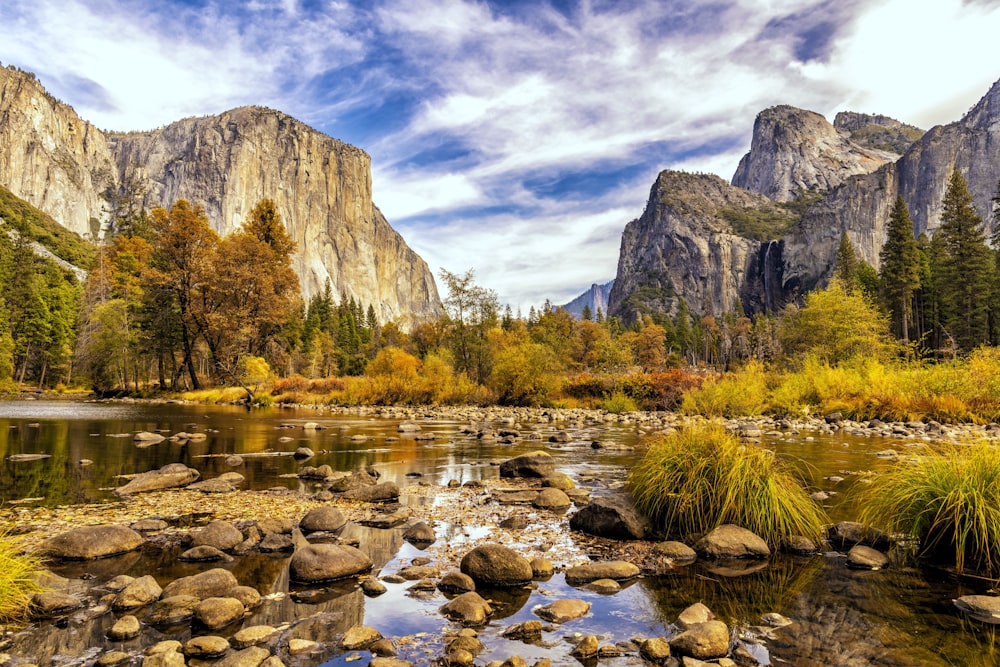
[0,66,442,327]
[731,105,897,202]
[561,281,613,319]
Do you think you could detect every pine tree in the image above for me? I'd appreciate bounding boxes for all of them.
[936,169,993,352]
[581,304,593,321]
[834,233,860,292]
[879,196,921,345]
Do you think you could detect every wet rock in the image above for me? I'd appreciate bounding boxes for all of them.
[370,660,413,667]
[782,535,818,555]
[530,557,553,579]
[131,519,169,532]
[231,625,276,649]
[502,619,543,642]
[541,473,575,490]
[732,644,760,666]
[258,533,294,552]
[533,488,571,509]
[443,648,474,666]
[179,545,232,562]
[184,635,231,659]
[494,489,540,505]
[31,591,82,617]
[113,574,163,610]
[142,646,186,667]
[460,544,533,587]
[534,598,591,623]
[226,455,244,467]
[640,637,672,663]
[694,525,770,559]
[298,464,334,480]
[299,506,347,533]
[549,431,572,444]
[571,635,599,658]
[564,560,640,585]
[256,517,295,535]
[362,578,388,596]
[847,545,889,569]
[955,595,1000,621]
[328,469,376,491]
[677,602,715,629]
[499,451,557,478]
[214,646,271,667]
[568,494,650,539]
[500,515,529,530]
[440,591,494,626]
[447,635,484,655]
[107,614,141,640]
[134,431,166,444]
[188,478,237,493]
[161,568,239,600]
[96,651,131,667]
[228,586,262,610]
[115,464,200,495]
[403,521,436,544]
[341,625,383,650]
[342,481,400,502]
[370,638,398,656]
[361,507,412,528]
[41,525,144,560]
[398,565,436,580]
[398,422,422,433]
[192,520,244,551]
[438,571,476,594]
[827,521,890,550]
[584,578,621,594]
[294,447,315,458]
[669,620,730,660]
[288,544,373,583]
[146,595,201,625]
[195,597,246,629]
[761,612,793,628]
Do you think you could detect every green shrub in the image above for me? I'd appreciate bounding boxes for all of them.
[601,391,638,414]
[627,424,827,546]
[0,532,44,622]
[857,443,1000,575]
[681,361,767,417]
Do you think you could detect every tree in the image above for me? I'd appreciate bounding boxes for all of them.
[581,304,593,321]
[879,196,921,345]
[439,268,498,383]
[834,232,860,292]
[935,169,993,352]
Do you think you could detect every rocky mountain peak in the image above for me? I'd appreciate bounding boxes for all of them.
[961,77,1000,131]
[833,111,924,155]
[731,104,897,202]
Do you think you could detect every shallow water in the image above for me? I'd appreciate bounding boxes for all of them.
[1,400,998,667]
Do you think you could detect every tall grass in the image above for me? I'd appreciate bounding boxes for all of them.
[857,442,1000,575]
[627,424,827,546]
[0,532,44,622]
[681,360,768,417]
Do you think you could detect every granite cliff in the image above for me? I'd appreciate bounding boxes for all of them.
[562,281,613,319]
[0,65,442,327]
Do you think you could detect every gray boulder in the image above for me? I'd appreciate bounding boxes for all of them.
[114,463,200,495]
[499,451,556,478]
[564,560,640,585]
[694,525,770,559]
[460,544,533,587]
[41,525,143,560]
[299,506,347,533]
[161,568,239,600]
[568,494,650,539]
[289,544,373,583]
[847,544,889,569]
[342,481,400,502]
[192,521,244,552]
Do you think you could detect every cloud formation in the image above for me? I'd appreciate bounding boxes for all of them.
[2,0,1000,310]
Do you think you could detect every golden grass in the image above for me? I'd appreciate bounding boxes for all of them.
[0,532,44,622]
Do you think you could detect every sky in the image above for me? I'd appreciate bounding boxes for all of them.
[2,0,1000,311]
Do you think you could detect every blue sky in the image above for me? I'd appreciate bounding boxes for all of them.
[3,0,1000,310]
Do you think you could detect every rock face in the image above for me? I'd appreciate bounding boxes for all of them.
[561,280,614,319]
[0,65,442,327]
[732,105,898,202]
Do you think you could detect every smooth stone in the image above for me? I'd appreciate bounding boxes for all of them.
[146,595,201,625]
[847,544,889,569]
[192,521,244,551]
[584,578,621,594]
[403,521,436,544]
[532,487,571,509]
[654,541,697,562]
[460,544,533,587]
[299,506,346,533]
[782,535,818,555]
[440,591,493,626]
[499,451,557,478]
[502,620,543,641]
[107,614,141,640]
[184,635,231,659]
[677,602,715,629]
[288,639,318,655]
[228,586,262,609]
[131,519,169,532]
[96,651,131,667]
[289,544,373,583]
[530,557,553,579]
[258,533,294,552]
[340,625,383,650]
[161,568,239,600]
[694,525,770,559]
[113,574,162,610]
[640,637,672,663]
[179,545,232,562]
[564,560,640,584]
[41,525,143,560]
[256,517,295,535]
[31,591,83,616]
[438,571,476,594]
[571,635,599,658]
[447,635,484,655]
[568,494,650,539]
[194,597,246,629]
[534,598,591,623]
[230,625,277,649]
[955,595,1000,621]
[214,646,271,667]
[370,660,413,667]
[669,620,730,660]
[342,481,400,502]
[370,638,398,656]
[362,578,388,596]
[115,464,199,495]
[541,473,575,490]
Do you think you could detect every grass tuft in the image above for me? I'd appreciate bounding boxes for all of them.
[857,442,1000,575]
[627,424,827,546]
[0,532,44,623]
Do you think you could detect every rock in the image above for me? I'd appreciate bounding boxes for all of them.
[230,625,277,649]
[460,544,533,587]
[226,455,244,467]
[188,479,237,493]
[179,545,232,562]
[447,635,484,655]
[370,638,398,656]
[532,488,571,509]
[584,578,621,594]
[499,451,556,478]
[115,464,200,495]
[161,568,239,600]
[571,635,599,658]
[134,431,166,444]
[258,533,294,552]
[955,595,1000,621]
[146,595,201,625]
[761,612,793,628]
[541,473,575,490]
[398,565,436,580]
[327,469,376,491]
[195,597,246,629]
[112,574,163,610]
[654,541,697,562]
[340,625,383,650]
[142,647,186,667]
[370,660,413,667]
[41,525,143,560]
[362,578,388,596]
[500,516,529,530]
[568,494,650,539]
[299,464,335,480]
[192,520,244,551]
[293,447,315,458]
[502,620,543,641]
[398,422,422,432]
[299,506,347,533]
[443,648,474,666]
[107,614,141,640]
[184,635,231,659]
[534,598,591,623]
[96,651,131,667]
[549,431,572,444]
[361,508,412,528]
[669,620,730,660]
[847,545,889,570]
[228,586,262,609]
[131,519,169,532]
[342,481,400,502]
[640,637,672,663]
[31,591,82,617]
[214,646,271,667]
[677,602,715,629]
[403,521,436,544]
[529,557,553,579]
[256,517,295,535]
[438,571,476,594]
[827,521,890,549]
[288,544,373,583]
[781,535,818,555]
[694,525,770,559]
[440,591,493,626]
[564,560,640,585]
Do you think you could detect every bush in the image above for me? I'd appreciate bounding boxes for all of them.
[857,442,1000,575]
[0,532,44,622]
[627,424,827,546]
[681,361,767,417]
[600,391,638,414]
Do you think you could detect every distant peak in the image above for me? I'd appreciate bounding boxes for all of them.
[962,76,1000,130]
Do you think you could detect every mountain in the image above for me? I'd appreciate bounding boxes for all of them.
[0,65,442,327]
[609,77,1000,320]
[561,280,613,318]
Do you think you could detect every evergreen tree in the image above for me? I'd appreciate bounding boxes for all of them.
[879,196,921,345]
[674,299,693,363]
[834,232,860,292]
[936,169,993,352]
[581,304,592,321]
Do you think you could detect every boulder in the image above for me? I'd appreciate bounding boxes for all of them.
[584,579,621,594]
[460,544,533,587]
[228,586,262,610]
[571,635,599,658]
[654,541,697,562]
[694,525,770,559]
[187,479,237,494]
[534,599,591,623]
[340,625,383,650]
[96,652,131,667]
[668,620,730,660]
[31,591,82,617]
[403,521,436,544]
[342,481,400,502]
[440,591,493,626]
[502,620,543,641]
[564,560,640,585]
[288,544,373,583]
[183,635,231,659]
[328,470,377,491]
[114,463,199,495]
[437,571,476,594]
[639,637,672,663]
[955,595,1000,621]
[41,525,143,560]
[499,451,556,478]
[533,488,571,510]
[847,545,889,570]
[214,646,271,667]
[230,625,277,649]
[677,602,715,629]
[827,521,890,549]
[146,595,201,625]
[542,473,575,490]
[134,431,166,444]
[192,521,244,552]
[131,519,169,532]
[255,517,295,535]
[530,557,553,579]
[112,574,163,610]
[568,494,650,539]
[299,506,346,533]
[782,535,818,555]
[107,615,141,641]
[161,568,239,600]
[179,545,232,562]
[195,597,246,630]
[258,533,294,552]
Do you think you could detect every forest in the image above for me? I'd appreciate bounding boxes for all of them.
[3,169,1000,421]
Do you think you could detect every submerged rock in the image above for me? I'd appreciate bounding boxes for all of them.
[114,463,200,495]
[41,524,144,560]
